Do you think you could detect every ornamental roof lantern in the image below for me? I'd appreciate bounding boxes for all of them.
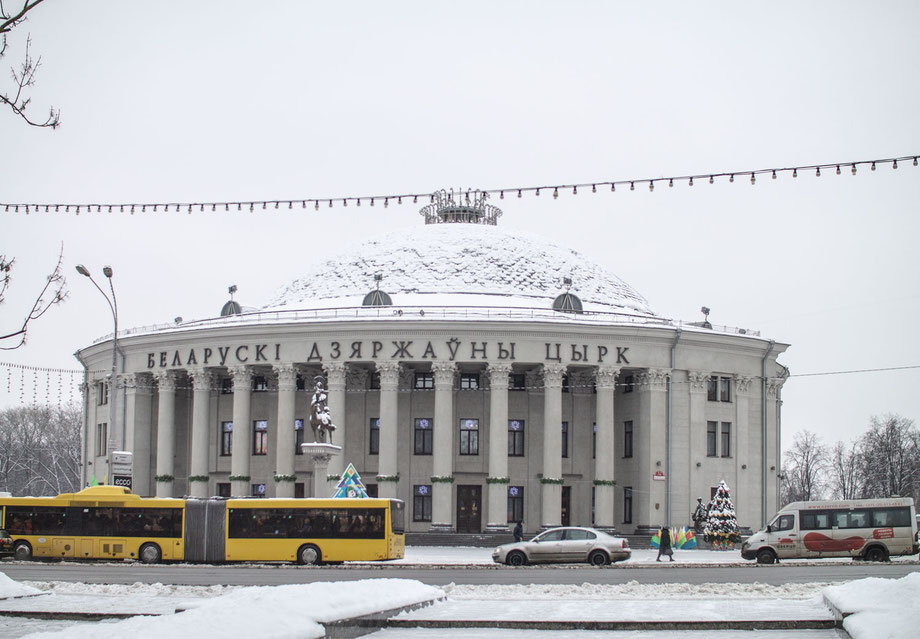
[419,188,502,226]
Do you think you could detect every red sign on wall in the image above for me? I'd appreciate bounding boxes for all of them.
[653,470,666,481]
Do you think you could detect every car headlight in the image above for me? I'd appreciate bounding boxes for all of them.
[493,547,501,554]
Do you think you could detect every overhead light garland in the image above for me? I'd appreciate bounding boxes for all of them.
[1,154,917,215]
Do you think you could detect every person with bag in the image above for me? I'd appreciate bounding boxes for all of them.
[657,525,674,562]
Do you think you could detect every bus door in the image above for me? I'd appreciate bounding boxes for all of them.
[767,512,799,559]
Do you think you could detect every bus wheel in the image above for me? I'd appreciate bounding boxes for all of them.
[756,548,777,564]
[13,541,32,561]
[864,546,888,562]
[139,543,162,564]
[297,544,322,566]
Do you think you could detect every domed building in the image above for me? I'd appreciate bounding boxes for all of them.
[76,190,789,534]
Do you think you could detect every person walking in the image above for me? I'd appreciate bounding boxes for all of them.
[657,525,674,562]
[513,520,524,543]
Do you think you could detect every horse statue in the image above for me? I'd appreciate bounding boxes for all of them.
[309,375,337,444]
[691,496,707,534]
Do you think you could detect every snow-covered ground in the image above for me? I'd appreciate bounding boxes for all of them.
[1,548,919,638]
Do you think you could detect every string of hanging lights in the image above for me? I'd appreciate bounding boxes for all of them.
[1,154,916,215]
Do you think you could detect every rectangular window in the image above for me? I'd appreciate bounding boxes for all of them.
[414,373,434,390]
[220,421,233,456]
[708,375,732,402]
[96,422,107,457]
[252,420,268,455]
[459,418,479,455]
[97,381,108,406]
[510,374,526,391]
[414,418,433,455]
[221,378,233,394]
[296,375,306,391]
[561,375,570,393]
[508,420,525,456]
[623,487,633,523]
[251,483,266,498]
[413,485,432,522]
[623,375,634,393]
[460,373,480,390]
[624,421,633,458]
[368,418,380,455]
[507,486,524,523]
[294,483,305,498]
[561,421,569,458]
[592,423,597,459]
[216,483,230,497]
[294,419,304,454]
[369,372,380,390]
[720,422,731,457]
[707,421,718,457]
[365,483,378,498]
[252,376,268,392]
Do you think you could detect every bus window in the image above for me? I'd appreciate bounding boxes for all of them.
[771,514,794,531]
[801,511,832,530]
[847,510,870,529]
[390,500,405,534]
[831,511,848,528]
[872,507,911,528]
[5,507,67,535]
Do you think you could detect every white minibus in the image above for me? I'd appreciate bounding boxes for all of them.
[741,498,918,564]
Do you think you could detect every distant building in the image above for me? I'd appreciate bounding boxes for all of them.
[75,190,788,534]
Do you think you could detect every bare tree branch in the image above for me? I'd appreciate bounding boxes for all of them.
[0,243,68,350]
[0,0,58,129]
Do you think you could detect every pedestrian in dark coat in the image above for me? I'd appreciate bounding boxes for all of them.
[657,526,675,562]
[513,521,524,543]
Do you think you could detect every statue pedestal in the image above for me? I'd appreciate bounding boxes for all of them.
[301,443,342,498]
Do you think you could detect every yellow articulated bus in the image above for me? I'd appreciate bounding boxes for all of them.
[0,486,405,565]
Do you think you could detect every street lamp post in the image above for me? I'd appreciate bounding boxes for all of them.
[76,264,120,463]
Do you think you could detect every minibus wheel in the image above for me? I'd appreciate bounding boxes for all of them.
[864,546,888,562]
[139,543,162,564]
[756,548,777,564]
[13,541,32,561]
[297,544,322,565]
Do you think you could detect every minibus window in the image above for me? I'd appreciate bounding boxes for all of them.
[774,514,794,531]
[847,510,870,529]
[831,511,848,528]
[801,511,832,530]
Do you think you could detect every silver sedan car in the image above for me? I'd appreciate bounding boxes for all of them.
[492,526,631,566]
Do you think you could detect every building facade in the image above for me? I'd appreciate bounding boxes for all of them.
[76,192,788,533]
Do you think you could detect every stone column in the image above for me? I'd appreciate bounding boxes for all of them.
[229,365,253,497]
[376,361,401,499]
[273,363,297,498]
[323,362,348,488]
[485,362,512,532]
[540,363,566,529]
[765,377,785,527]
[187,368,215,498]
[153,370,178,498]
[593,366,620,530]
[123,373,153,496]
[430,362,457,531]
[734,375,753,526]
[636,368,670,533]
[687,371,709,518]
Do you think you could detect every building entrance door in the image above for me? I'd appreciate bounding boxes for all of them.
[456,485,482,533]
[561,486,571,526]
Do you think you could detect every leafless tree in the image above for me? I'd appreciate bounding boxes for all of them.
[1,0,59,129]
[858,414,920,501]
[828,439,862,500]
[0,244,68,350]
[781,430,828,504]
[0,403,81,495]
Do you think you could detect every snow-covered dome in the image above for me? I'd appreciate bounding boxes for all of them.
[264,220,656,317]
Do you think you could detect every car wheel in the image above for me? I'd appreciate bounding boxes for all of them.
[864,546,888,562]
[506,551,526,566]
[139,543,162,564]
[755,548,776,565]
[297,544,322,565]
[588,550,610,566]
[13,541,32,561]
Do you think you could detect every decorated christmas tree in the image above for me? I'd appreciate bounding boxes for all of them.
[332,463,369,499]
[703,480,741,550]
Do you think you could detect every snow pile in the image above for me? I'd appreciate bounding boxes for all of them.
[0,571,42,599]
[21,580,239,598]
[824,572,920,639]
[17,579,443,639]
[444,581,832,600]
[265,223,656,315]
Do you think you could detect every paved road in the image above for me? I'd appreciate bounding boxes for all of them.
[2,560,918,587]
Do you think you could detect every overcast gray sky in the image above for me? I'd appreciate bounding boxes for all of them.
[2,1,919,452]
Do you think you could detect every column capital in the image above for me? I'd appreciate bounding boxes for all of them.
[346,366,368,391]
[486,362,512,389]
[734,374,754,396]
[432,361,458,388]
[154,369,180,391]
[638,367,670,390]
[187,367,216,392]
[569,370,594,395]
[688,370,710,393]
[273,363,298,392]
[123,372,155,395]
[767,377,785,398]
[594,365,621,390]
[323,362,348,390]
[542,363,567,388]
[227,364,253,387]
[376,361,401,389]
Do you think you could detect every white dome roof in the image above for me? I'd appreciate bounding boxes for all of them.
[264,222,656,317]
